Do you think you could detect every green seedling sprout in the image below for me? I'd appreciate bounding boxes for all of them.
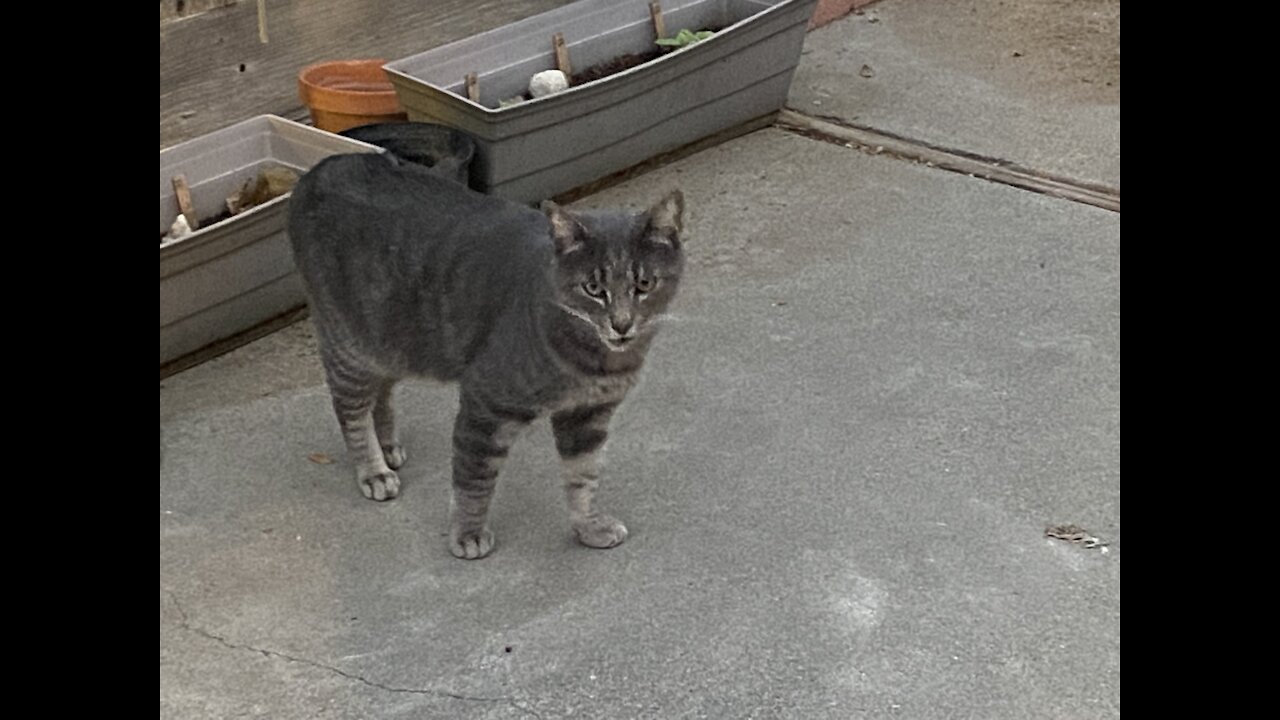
[655,28,715,48]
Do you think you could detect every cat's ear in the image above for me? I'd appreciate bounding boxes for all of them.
[541,200,584,255]
[646,190,685,246]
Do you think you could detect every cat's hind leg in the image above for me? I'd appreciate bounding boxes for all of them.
[373,380,406,470]
[324,360,401,501]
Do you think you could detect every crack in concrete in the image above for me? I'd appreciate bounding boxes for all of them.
[777,108,1120,213]
[164,590,542,719]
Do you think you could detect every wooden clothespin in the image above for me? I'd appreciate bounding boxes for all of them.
[552,33,572,77]
[464,73,480,102]
[650,2,666,40]
[171,174,199,230]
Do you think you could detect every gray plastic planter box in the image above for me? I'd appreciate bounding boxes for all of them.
[159,115,380,369]
[384,0,818,202]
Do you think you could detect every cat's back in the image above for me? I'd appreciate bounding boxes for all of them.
[285,152,555,376]
[290,151,552,282]
[293,152,464,205]
[289,152,494,252]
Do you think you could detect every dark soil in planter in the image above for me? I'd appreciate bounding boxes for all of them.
[486,26,729,108]
[200,208,236,228]
[159,208,234,243]
[571,49,663,86]
[161,165,300,244]
[571,26,726,87]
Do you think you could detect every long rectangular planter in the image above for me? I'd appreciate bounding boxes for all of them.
[384,0,818,203]
[159,115,381,369]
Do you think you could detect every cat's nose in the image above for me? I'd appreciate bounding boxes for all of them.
[611,318,634,336]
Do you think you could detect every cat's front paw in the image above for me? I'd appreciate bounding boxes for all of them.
[449,526,496,560]
[381,443,407,470]
[358,470,401,501]
[573,514,628,549]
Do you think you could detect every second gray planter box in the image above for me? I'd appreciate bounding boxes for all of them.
[159,115,381,368]
[385,0,818,203]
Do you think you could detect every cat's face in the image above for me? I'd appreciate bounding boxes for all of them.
[543,191,686,352]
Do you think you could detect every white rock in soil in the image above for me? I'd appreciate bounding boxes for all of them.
[167,214,192,241]
[529,70,569,98]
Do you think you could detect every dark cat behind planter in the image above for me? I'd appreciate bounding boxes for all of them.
[338,122,475,187]
[287,152,686,559]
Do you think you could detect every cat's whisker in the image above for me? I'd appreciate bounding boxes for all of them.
[553,302,598,329]
[648,312,691,326]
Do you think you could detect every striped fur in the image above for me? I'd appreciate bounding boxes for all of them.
[287,153,685,559]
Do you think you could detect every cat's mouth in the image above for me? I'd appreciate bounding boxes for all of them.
[603,335,635,351]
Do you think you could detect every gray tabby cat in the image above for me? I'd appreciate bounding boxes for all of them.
[287,152,686,559]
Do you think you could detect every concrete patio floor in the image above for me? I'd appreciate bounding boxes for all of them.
[160,2,1120,717]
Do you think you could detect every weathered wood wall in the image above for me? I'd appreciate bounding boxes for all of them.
[160,0,571,148]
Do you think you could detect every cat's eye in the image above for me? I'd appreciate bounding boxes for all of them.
[582,280,606,298]
[635,277,655,295]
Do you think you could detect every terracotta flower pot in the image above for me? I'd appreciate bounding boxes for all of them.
[298,59,408,133]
